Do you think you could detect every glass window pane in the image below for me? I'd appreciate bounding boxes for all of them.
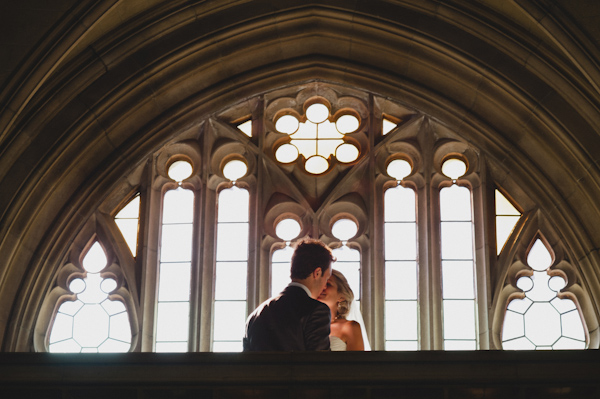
[116,195,140,218]
[503,337,535,350]
[444,340,476,350]
[526,272,555,302]
[333,245,360,261]
[495,190,520,215]
[108,312,132,343]
[561,310,586,340]
[550,297,576,313]
[162,188,194,224]
[49,339,81,353]
[440,186,471,221]
[386,341,418,351]
[553,337,586,350]
[213,301,246,342]
[440,222,473,260]
[507,297,532,314]
[155,342,188,353]
[385,261,417,300]
[385,301,418,340]
[49,313,73,343]
[156,302,189,342]
[216,223,248,261]
[213,341,244,352]
[72,304,109,347]
[76,273,108,304]
[442,261,475,299]
[384,186,416,222]
[160,224,193,262]
[293,139,317,158]
[271,266,289,296]
[158,262,191,302]
[385,223,417,260]
[272,245,294,262]
[218,187,249,223]
[115,219,139,256]
[215,262,247,300]
[58,300,84,316]
[101,299,126,316]
[443,300,476,340]
[99,339,131,353]
[496,215,520,255]
[502,310,524,341]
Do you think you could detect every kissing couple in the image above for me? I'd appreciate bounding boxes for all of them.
[243,238,369,351]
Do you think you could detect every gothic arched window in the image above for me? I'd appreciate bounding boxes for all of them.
[39,82,594,352]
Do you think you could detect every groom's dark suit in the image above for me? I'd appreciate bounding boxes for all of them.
[243,284,331,351]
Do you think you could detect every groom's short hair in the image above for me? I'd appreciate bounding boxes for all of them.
[290,238,335,280]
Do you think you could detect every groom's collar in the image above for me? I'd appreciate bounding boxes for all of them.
[288,282,312,298]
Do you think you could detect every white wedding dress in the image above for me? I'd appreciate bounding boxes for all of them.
[330,335,347,351]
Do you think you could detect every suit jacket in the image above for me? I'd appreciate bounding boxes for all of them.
[243,285,331,351]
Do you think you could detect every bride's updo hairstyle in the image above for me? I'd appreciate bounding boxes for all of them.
[331,269,354,319]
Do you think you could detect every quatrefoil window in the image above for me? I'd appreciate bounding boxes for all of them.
[274,101,361,174]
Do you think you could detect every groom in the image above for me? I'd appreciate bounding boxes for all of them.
[243,238,334,351]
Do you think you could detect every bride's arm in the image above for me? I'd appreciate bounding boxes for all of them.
[344,320,364,351]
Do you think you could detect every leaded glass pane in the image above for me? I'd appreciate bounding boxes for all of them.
[384,186,416,222]
[215,262,247,300]
[384,223,417,260]
[213,301,246,342]
[385,261,417,300]
[443,300,476,340]
[442,261,475,299]
[156,302,190,342]
[385,301,418,341]
[162,188,194,224]
[160,224,193,262]
[216,223,249,261]
[158,262,192,302]
[440,185,471,221]
[440,222,473,260]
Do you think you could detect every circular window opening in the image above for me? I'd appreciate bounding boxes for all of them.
[386,159,412,180]
[275,218,302,241]
[168,160,193,182]
[331,218,358,241]
[223,159,248,181]
[441,157,467,180]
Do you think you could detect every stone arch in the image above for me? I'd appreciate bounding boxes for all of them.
[2,1,600,350]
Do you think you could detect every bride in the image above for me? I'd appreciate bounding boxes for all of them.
[319,269,369,351]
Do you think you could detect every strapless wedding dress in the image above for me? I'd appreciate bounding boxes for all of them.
[330,335,347,351]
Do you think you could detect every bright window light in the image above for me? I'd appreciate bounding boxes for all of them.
[383,118,397,135]
[336,143,359,163]
[275,143,299,163]
[306,103,329,123]
[223,159,247,181]
[168,160,193,182]
[275,218,302,241]
[331,218,358,241]
[273,101,362,174]
[335,114,360,133]
[441,158,466,180]
[387,159,412,180]
[237,120,252,136]
[305,155,329,174]
[115,195,140,257]
[275,115,299,134]
[503,238,586,350]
